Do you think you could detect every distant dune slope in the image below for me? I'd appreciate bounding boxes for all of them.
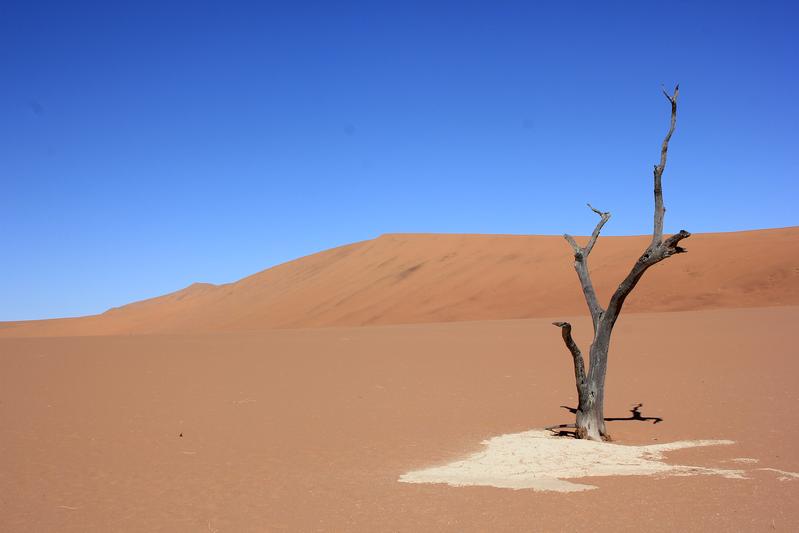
[1,227,797,337]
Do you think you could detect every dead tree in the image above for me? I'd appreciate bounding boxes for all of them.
[553,86,689,441]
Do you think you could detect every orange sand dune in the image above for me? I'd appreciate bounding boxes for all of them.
[1,227,797,337]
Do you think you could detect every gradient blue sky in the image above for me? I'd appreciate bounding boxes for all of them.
[2,1,797,320]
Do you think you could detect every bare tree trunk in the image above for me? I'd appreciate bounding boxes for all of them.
[553,86,689,441]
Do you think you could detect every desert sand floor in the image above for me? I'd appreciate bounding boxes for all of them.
[1,306,797,532]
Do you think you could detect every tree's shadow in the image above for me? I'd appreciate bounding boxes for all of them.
[546,403,663,437]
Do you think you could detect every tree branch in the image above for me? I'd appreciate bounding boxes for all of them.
[564,234,582,256]
[651,84,679,247]
[604,87,688,327]
[584,203,611,257]
[553,322,586,396]
[562,204,610,322]
[662,229,691,256]
[606,229,691,326]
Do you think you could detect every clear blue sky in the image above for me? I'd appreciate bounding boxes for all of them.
[1,1,797,320]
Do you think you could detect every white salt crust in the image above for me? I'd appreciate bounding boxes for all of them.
[399,430,746,492]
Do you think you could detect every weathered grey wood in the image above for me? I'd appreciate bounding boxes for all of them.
[552,322,586,398]
[554,86,688,441]
[652,85,679,248]
[605,229,690,326]
[563,204,611,330]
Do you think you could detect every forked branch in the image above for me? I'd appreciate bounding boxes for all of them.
[563,204,610,322]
